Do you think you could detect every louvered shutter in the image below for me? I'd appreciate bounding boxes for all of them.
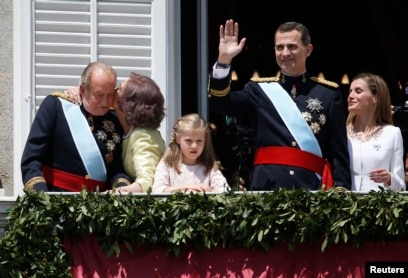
[14,0,180,195]
[34,0,153,109]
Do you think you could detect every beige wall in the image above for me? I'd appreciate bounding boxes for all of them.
[0,0,13,196]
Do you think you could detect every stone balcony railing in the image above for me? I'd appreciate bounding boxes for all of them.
[0,197,17,235]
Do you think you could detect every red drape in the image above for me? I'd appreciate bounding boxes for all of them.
[65,236,408,278]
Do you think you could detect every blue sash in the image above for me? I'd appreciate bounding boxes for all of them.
[258,82,322,157]
[59,98,107,181]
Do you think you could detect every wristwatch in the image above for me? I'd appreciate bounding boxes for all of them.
[216,61,230,69]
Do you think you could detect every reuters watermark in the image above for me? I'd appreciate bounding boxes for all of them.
[366,262,408,277]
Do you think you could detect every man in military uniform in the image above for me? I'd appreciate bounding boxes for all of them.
[21,61,131,192]
[208,20,351,191]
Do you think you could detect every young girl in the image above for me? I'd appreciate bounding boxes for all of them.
[152,113,229,193]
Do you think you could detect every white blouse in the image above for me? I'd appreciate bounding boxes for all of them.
[152,159,229,193]
[347,124,405,192]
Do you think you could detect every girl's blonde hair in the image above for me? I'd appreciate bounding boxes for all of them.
[162,113,219,174]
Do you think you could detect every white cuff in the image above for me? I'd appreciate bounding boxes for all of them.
[212,62,230,79]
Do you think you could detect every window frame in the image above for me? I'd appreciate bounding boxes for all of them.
[13,0,181,196]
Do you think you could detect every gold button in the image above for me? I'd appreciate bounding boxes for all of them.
[289,170,295,175]
[85,175,90,180]
[291,141,297,147]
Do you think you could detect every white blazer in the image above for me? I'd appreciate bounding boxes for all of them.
[348,124,405,192]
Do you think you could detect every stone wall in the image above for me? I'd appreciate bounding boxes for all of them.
[0,0,13,196]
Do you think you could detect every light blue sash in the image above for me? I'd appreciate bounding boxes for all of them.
[258,82,322,157]
[59,98,107,181]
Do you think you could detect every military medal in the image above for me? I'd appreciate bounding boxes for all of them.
[303,98,326,134]
[306,98,323,112]
[291,84,297,98]
[87,114,94,131]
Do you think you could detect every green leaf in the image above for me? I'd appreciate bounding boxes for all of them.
[321,238,328,251]
[350,201,357,214]
[257,230,264,242]
[2,189,408,276]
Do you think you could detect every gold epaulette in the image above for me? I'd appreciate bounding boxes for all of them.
[51,91,75,103]
[250,76,279,83]
[310,77,339,88]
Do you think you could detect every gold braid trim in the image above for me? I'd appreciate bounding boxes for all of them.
[250,76,279,83]
[24,176,46,190]
[310,77,339,89]
[51,91,75,103]
[113,178,131,188]
[209,85,231,97]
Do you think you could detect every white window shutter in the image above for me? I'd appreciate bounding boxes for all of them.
[14,0,180,196]
[34,0,153,109]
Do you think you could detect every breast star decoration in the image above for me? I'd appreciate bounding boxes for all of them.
[301,98,326,134]
[96,119,121,152]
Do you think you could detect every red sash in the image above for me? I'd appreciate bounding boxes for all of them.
[253,146,333,190]
[42,165,107,192]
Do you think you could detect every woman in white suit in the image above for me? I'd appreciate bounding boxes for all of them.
[347,72,405,192]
